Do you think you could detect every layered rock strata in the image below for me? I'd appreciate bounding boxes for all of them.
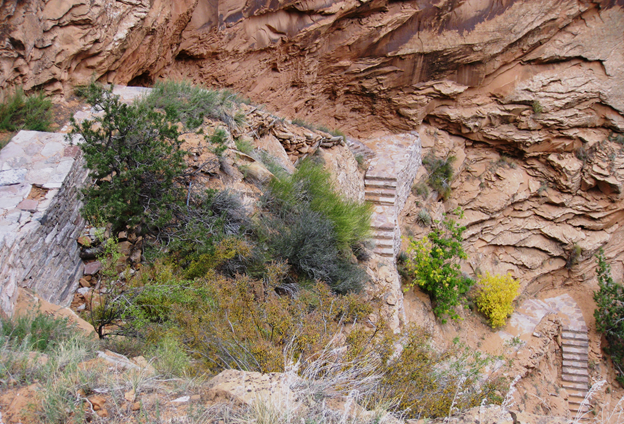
[2,1,623,290]
[0,131,87,316]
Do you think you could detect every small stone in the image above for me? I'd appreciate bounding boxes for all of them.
[172,396,190,403]
[130,249,141,264]
[117,241,132,256]
[533,332,542,338]
[190,395,201,402]
[118,231,128,240]
[386,294,397,306]
[17,199,38,212]
[124,390,135,402]
[132,402,141,411]
[79,278,91,287]
[89,395,107,411]
[84,261,101,275]
[77,236,91,246]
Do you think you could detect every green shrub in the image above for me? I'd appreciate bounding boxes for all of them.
[264,208,367,293]
[475,272,520,328]
[235,138,255,155]
[210,127,229,156]
[138,80,243,130]
[0,87,52,132]
[268,159,371,253]
[0,312,76,353]
[416,208,432,227]
[422,153,455,200]
[532,100,543,114]
[403,211,473,322]
[371,326,504,418]
[594,249,624,384]
[413,182,430,198]
[69,82,187,234]
[262,159,371,293]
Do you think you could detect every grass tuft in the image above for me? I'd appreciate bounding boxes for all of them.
[0,87,52,133]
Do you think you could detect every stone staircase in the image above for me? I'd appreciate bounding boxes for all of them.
[561,326,590,418]
[365,175,398,257]
[503,294,590,418]
[345,137,375,162]
[359,132,421,261]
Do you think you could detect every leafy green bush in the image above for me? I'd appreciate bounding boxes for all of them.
[69,83,187,234]
[594,249,624,384]
[422,153,455,200]
[0,87,52,132]
[403,211,473,322]
[475,272,520,328]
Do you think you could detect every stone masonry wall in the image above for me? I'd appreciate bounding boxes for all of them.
[0,131,88,317]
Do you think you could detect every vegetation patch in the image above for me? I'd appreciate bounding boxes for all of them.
[0,87,53,133]
[64,80,506,421]
[475,272,520,328]
[403,210,474,322]
[422,152,455,200]
[594,249,624,384]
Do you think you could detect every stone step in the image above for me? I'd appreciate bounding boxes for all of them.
[563,346,589,355]
[562,381,588,391]
[365,174,397,182]
[374,239,394,248]
[373,247,394,257]
[562,352,588,361]
[364,187,396,196]
[365,179,397,189]
[564,388,588,398]
[372,230,394,240]
[563,367,589,376]
[562,374,589,383]
[371,224,395,232]
[562,331,589,341]
[569,401,591,411]
[365,195,395,205]
[568,395,589,404]
[563,325,588,333]
[562,339,589,348]
[562,359,587,369]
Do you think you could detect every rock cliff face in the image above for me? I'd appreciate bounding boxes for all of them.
[2,0,624,304]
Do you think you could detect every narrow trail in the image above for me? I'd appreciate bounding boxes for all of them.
[505,294,590,417]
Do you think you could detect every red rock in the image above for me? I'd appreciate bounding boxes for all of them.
[17,199,38,212]
[77,236,92,246]
[83,261,101,275]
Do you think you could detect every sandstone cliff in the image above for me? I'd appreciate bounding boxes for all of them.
[4,0,624,323]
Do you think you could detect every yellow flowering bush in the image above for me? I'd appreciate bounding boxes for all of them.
[475,272,520,328]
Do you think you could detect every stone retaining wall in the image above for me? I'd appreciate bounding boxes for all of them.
[0,131,88,317]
